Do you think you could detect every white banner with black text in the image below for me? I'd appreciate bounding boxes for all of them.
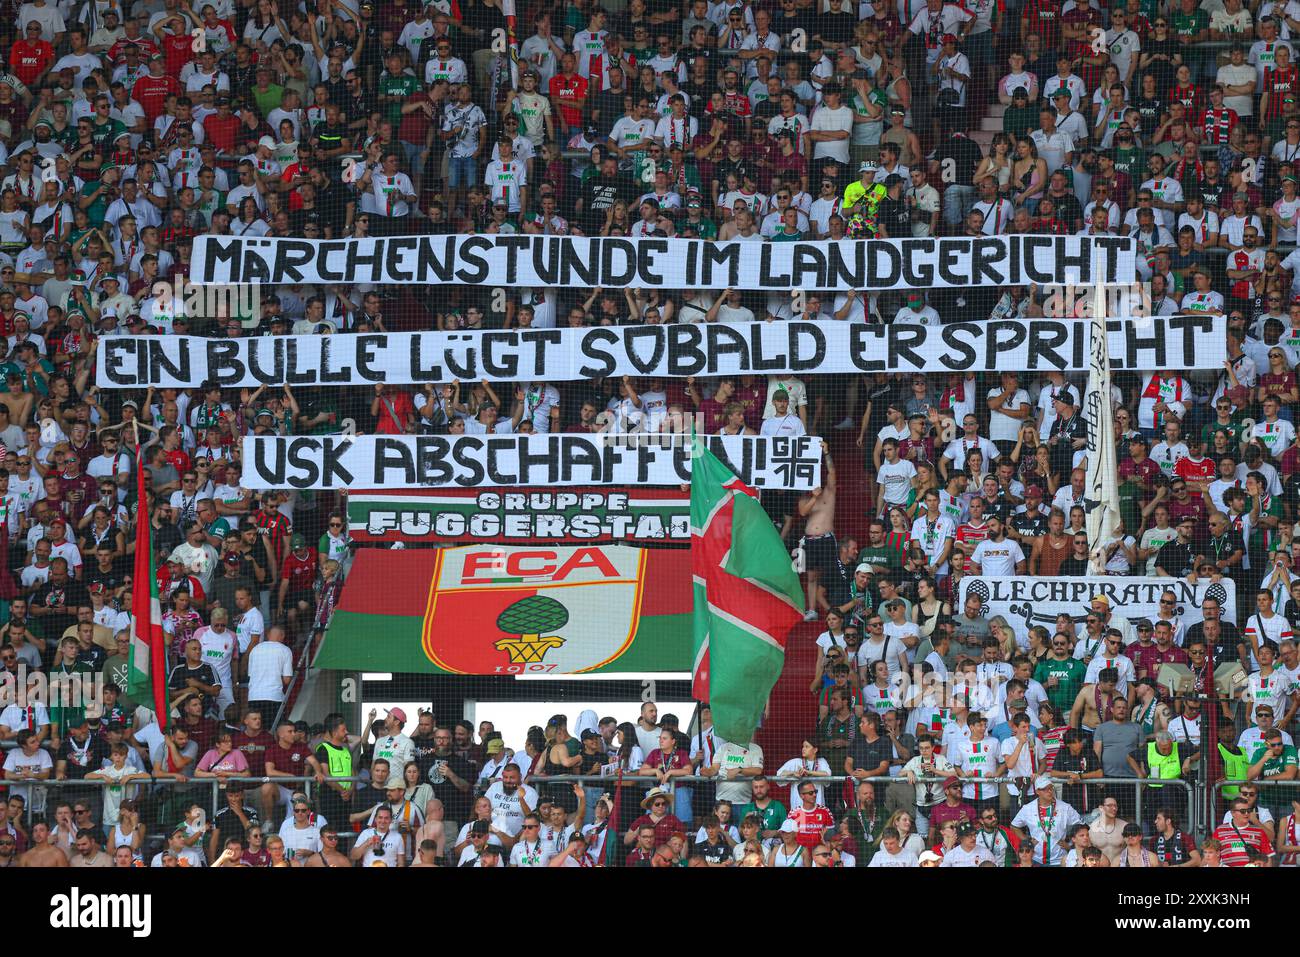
[190,233,1137,289]
[96,316,1225,388]
[241,433,823,491]
[958,576,1237,647]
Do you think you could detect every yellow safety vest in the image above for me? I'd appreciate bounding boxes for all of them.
[1147,741,1180,788]
[1218,744,1250,800]
[319,740,353,790]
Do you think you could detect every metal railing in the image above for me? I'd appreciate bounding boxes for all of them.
[9,771,1203,850]
[506,772,1197,830]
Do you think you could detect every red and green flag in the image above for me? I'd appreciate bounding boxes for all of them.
[128,444,167,727]
[691,432,804,745]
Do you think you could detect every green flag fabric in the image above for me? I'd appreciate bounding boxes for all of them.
[691,434,805,744]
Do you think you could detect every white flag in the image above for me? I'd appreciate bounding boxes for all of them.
[1085,283,1121,575]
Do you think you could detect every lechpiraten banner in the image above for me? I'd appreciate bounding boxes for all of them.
[242,433,823,490]
[95,316,1225,388]
[958,575,1237,646]
[190,233,1136,289]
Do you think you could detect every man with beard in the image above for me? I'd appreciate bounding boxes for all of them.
[31,559,88,644]
[575,154,630,234]
[426,726,473,844]
[484,763,538,838]
[452,720,484,780]
[409,711,439,777]
[1185,594,1245,664]
[970,514,1027,576]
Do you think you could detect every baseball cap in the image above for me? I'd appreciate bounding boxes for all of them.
[779,819,798,833]
[1025,485,1043,498]
[859,160,877,172]
[941,32,958,43]
[257,135,276,150]
[290,532,306,549]
[854,563,874,575]
[486,739,505,754]
[386,707,407,723]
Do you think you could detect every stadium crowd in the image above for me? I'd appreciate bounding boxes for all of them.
[0,0,1296,868]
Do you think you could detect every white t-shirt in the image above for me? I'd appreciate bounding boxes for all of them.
[483,159,527,213]
[278,818,324,860]
[483,780,540,836]
[355,826,402,866]
[775,758,833,806]
[247,639,294,702]
[987,387,1031,443]
[910,514,956,574]
[712,741,764,804]
[877,458,917,506]
[868,846,919,866]
[195,625,237,702]
[1083,654,1137,695]
[1010,799,1081,866]
[234,606,264,654]
[509,839,554,867]
[371,171,415,218]
[940,843,997,866]
[810,104,852,162]
[372,733,415,776]
[1,747,51,810]
[951,736,1001,801]
[970,537,1025,575]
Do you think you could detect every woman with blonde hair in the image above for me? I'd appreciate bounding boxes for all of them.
[265,835,299,867]
[986,614,1018,660]
[885,808,926,857]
